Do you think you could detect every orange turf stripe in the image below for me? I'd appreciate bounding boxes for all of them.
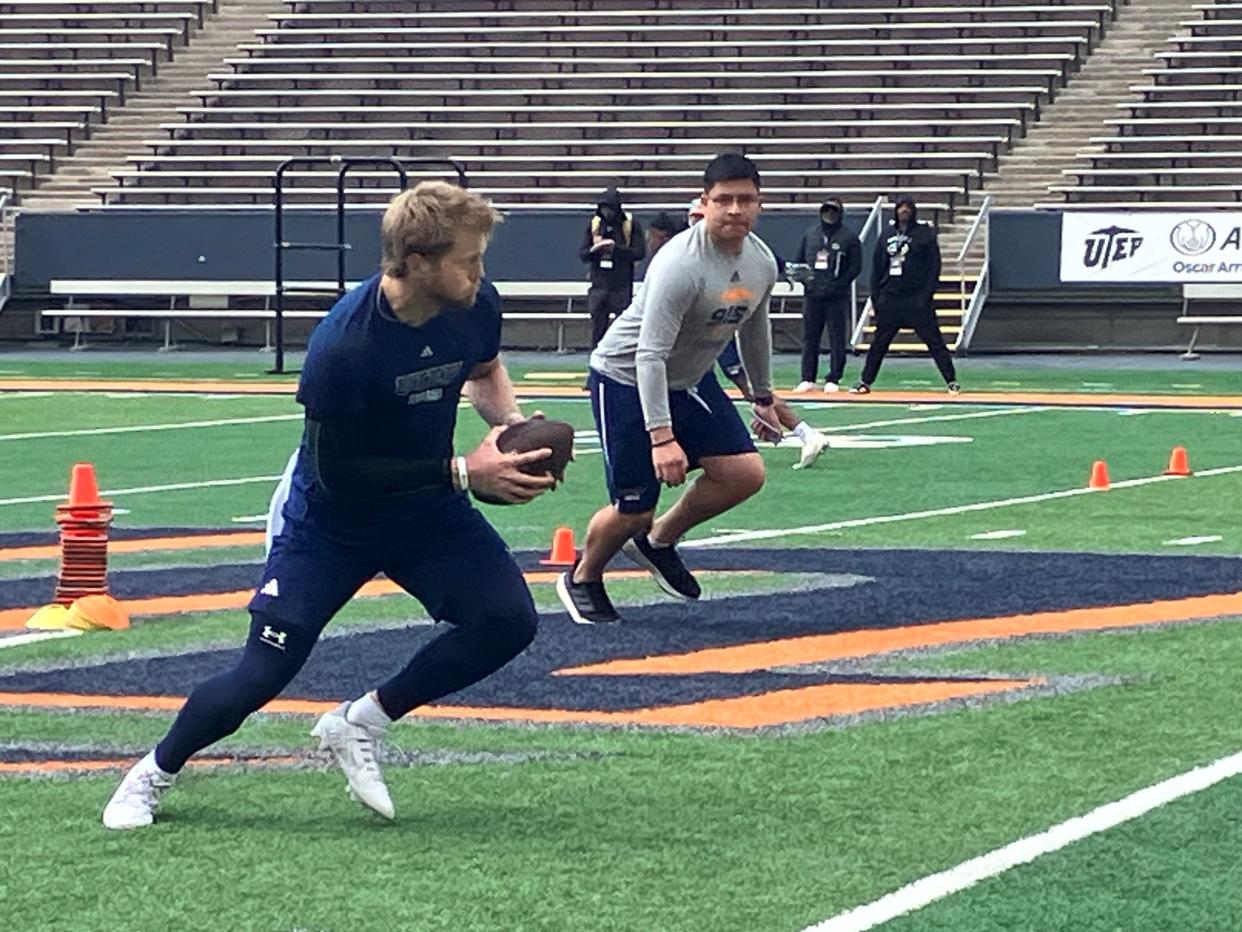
[0,379,296,394]
[773,390,1242,410]
[0,678,1038,729]
[413,679,1039,727]
[625,678,1038,727]
[559,591,1242,676]
[0,691,340,715]
[0,754,302,775]
[2,378,1240,409]
[0,532,267,563]
[0,568,674,630]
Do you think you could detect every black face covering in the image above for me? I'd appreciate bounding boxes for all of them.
[894,196,918,228]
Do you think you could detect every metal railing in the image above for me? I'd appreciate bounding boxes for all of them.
[848,195,885,350]
[269,156,466,373]
[0,189,12,311]
[954,195,993,355]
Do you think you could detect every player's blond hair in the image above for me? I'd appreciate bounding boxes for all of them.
[380,181,502,278]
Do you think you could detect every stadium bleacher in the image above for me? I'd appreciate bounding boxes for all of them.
[1,0,1143,356]
[0,0,213,197]
[1052,0,1242,206]
[87,0,1118,213]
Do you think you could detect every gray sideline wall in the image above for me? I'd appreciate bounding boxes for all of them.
[13,208,871,288]
[14,207,1224,350]
[975,210,1200,351]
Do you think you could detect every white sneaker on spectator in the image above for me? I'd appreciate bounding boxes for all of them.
[793,381,816,393]
[823,381,840,393]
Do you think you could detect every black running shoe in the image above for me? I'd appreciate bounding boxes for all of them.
[556,564,620,624]
[849,381,871,395]
[622,535,701,601]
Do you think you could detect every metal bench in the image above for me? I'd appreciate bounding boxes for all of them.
[1178,283,1242,359]
[208,66,1064,94]
[274,1,1111,23]
[43,279,810,353]
[223,52,1080,82]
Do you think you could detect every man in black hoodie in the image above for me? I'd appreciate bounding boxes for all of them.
[579,187,646,349]
[853,194,960,395]
[792,196,861,393]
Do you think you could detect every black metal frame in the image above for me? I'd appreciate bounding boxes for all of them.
[269,156,468,374]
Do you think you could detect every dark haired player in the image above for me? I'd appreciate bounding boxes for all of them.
[557,153,780,624]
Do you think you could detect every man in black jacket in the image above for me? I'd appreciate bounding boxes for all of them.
[852,195,960,395]
[793,197,861,393]
[579,187,646,349]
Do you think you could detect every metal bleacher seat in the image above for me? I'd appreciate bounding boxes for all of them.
[1049,2,1242,209]
[0,0,216,198]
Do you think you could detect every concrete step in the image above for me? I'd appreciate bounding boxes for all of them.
[972,0,1193,210]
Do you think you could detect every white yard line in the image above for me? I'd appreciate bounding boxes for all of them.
[815,407,1044,434]
[969,529,1027,541]
[0,630,83,650]
[805,750,1242,932]
[0,475,283,508]
[1163,535,1224,546]
[686,465,1242,548]
[0,413,301,442]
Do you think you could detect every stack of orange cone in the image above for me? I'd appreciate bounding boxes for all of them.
[52,463,112,606]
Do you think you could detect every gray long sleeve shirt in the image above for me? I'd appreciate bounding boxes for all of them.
[589,222,777,430]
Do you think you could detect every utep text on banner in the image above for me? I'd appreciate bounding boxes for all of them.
[1060,212,1242,283]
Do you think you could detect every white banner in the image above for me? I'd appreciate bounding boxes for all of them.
[1060,212,1242,283]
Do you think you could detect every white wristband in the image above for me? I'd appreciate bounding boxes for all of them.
[453,456,469,493]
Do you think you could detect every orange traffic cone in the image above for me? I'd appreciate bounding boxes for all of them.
[1088,460,1110,490]
[67,462,102,509]
[539,526,577,567]
[1164,446,1192,477]
[66,594,130,631]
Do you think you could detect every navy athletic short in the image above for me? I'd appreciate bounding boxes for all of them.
[716,339,744,381]
[588,367,755,514]
[250,491,533,639]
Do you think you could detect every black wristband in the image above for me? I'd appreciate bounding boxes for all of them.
[753,395,774,407]
[651,437,676,448]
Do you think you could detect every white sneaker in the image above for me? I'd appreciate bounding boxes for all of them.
[102,751,175,830]
[793,430,829,470]
[311,702,394,820]
[823,381,840,393]
[792,381,816,393]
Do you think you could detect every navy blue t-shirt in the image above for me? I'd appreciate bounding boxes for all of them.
[284,273,501,530]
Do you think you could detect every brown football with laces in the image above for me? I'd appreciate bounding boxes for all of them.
[496,416,575,482]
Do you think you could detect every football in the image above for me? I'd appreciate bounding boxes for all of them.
[496,416,575,481]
